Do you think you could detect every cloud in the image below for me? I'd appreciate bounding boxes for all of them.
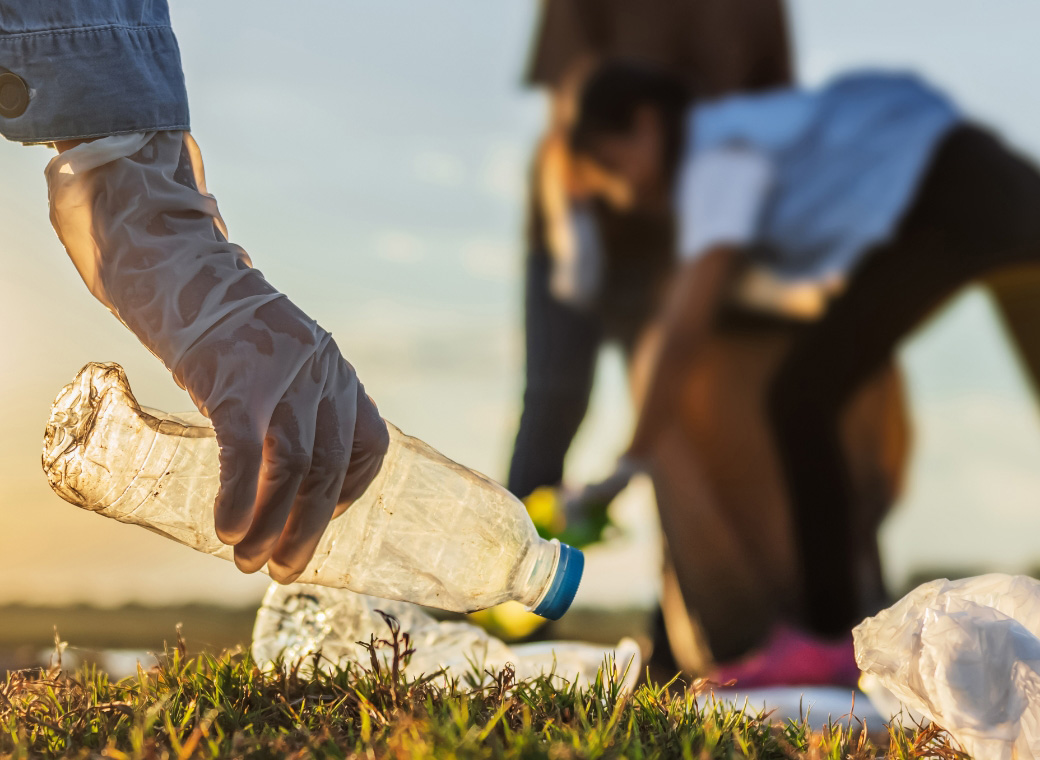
[461,237,517,281]
[412,150,466,188]
[480,140,526,203]
[373,230,426,264]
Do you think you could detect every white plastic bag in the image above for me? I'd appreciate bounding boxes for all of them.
[854,574,1040,760]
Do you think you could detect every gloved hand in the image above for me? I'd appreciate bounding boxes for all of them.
[563,455,643,523]
[47,131,389,582]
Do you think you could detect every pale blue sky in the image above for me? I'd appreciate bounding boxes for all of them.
[3,0,1040,607]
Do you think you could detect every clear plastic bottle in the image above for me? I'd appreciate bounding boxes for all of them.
[251,581,642,693]
[42,362,584,618]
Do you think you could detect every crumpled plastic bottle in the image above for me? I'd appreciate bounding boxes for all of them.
[855,573,1040,760]
[42,362,584,619]
[251,581,642,693]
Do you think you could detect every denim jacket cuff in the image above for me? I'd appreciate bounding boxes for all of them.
[0,23,189,143]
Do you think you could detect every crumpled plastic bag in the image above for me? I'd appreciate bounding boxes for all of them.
[854,573,1040,760]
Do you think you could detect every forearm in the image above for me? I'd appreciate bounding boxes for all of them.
[628,248,737,458]
[47,133,298,397]
[47,130,387,578]
[628,331,694,458]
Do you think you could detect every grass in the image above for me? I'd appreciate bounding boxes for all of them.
[1,616,967,760]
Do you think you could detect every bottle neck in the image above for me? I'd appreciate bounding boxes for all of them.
[516,538,561,610]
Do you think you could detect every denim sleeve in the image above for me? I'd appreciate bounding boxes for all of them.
[0,0,189,143]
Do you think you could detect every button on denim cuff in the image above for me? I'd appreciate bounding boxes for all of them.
[0,19,189,144]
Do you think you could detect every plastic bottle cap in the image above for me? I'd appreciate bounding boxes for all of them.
[533,543,584,620]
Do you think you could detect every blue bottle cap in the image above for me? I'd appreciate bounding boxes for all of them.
[532,542,584,620]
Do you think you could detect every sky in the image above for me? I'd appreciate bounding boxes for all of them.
[3,0,1040,609]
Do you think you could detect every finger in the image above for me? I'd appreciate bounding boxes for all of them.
[232,399,312,573]
[269,358,357,580]
[335,382,389,515]
[267,468,344,583]
[267,397,350,582]
[211,400,263,544]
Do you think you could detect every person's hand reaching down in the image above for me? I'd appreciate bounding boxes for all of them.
[564,455,643,522]
[47,131,389,582]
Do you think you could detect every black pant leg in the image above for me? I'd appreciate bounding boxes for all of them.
[988,267,1040,409]
[769,126,1040,635]
[508,247,602,498]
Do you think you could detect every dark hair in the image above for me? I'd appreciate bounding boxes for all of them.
[571,62,692,174]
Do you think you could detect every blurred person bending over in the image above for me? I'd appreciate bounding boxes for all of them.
[512,0,794,497]
[571,63,1040,681]
[512,0,910,678]
[0,3,389,580]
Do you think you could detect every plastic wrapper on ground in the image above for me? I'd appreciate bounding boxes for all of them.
[855,573,1040,760]
[252,582,641,694]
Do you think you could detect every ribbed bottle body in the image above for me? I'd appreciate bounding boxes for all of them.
[43,363,559,613]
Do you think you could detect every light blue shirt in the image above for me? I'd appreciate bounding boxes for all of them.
[0,1,188,143]
[683,72,960,280]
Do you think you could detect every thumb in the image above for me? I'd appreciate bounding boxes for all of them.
[334,384,390,514]
[210,400,263,544]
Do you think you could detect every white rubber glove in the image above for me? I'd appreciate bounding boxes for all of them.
[46,131,389,582]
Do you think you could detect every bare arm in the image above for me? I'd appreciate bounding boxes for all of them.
[627,246,738,458]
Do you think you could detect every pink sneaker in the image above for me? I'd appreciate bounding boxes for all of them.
[709,624,859,688]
